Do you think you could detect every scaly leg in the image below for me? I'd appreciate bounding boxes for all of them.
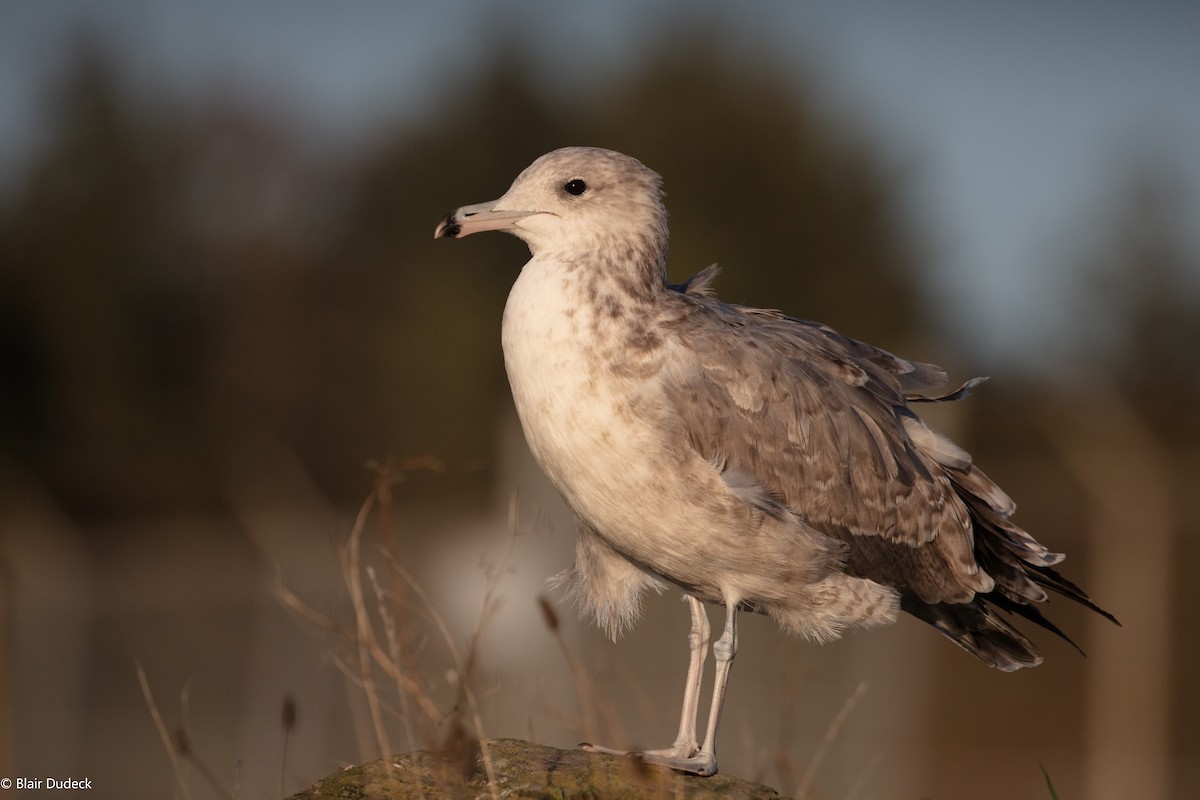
[644,595,709,758]
[581,595,709,760]
[582,596,737,777]
[690,603,738,775]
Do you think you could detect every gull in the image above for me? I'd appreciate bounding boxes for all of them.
[434,146,1116,776]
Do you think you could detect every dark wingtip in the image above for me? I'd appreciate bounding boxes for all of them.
[1029,566,1122,627]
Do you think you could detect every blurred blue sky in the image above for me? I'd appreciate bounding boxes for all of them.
[2,0,1198,366]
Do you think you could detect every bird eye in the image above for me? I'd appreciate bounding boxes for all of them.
[564,178,587,196]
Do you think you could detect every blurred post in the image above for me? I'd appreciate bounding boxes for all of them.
[1044,380,1172,800]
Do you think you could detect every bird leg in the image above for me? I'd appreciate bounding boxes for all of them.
[581,595,708,761]
[582,597,737,777]
[690,601,738,775]
[643,594,709,759]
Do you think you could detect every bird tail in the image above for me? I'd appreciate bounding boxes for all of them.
[899,594,1043,671]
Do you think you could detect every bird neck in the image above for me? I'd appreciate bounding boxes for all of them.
[583,228,670,305]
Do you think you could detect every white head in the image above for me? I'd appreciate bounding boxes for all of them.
[435,147,670,277]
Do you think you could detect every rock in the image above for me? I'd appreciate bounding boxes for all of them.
[286,737,789,799]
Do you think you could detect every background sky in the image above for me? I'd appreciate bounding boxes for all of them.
[2,0,1199,366]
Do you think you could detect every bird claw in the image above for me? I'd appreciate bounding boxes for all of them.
[579,742,716,776]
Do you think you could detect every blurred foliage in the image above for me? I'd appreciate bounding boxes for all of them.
[579,30,923,343]
[0,29,1196,527]
[0,32,931,521]
[0,41,212,518]
[1073,162,1200,437]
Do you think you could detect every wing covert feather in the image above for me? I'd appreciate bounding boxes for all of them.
[661,296,989,603]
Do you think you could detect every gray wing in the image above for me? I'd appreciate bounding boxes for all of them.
[659,294,1030,606]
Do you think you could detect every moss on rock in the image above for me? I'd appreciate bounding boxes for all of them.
[286,738,789,799]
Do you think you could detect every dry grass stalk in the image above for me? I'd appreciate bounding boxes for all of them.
[795,680,869,800]
[172,727,234,800]
[275,577,441,725]
[537,594,601,743]
[307,464,517,799]
[382,496,515,800]
[280,694,297,798]
[274,460,538,800]
[136,661,192,800]
[341,479,394,763]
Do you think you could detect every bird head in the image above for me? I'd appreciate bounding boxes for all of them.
[435,147,669,271]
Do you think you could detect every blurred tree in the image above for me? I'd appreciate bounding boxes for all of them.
[1073,160,1200,431]
[0,39,333,519]
[1,28,933,520]
[579,29,924,347]
[0,40,214,519]
[950,153,1200,800]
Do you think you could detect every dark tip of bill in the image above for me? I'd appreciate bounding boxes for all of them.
[435,211,461,239]
[436,209,463,237]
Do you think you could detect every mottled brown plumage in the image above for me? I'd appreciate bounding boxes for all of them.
[435,146,1115,776]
